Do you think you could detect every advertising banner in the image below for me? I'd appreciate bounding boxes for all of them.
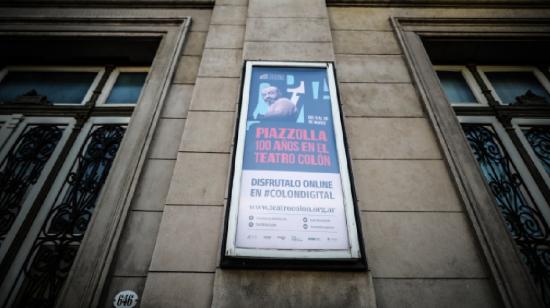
[226,62,361,259]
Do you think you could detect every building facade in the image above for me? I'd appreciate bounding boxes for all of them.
[0,0,549,307]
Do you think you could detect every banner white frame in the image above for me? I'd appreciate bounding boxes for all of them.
[225,61,362,260]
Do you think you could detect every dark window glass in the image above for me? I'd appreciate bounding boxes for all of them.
[106,72,147,104]
[0,71,97,104]
[485,71,550,105]
[436,71,477,103]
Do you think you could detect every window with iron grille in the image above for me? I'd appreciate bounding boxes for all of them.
[0,65,148,308]
[435,65,550,305]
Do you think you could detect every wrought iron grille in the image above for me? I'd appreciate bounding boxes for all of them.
[524,126,550,175]
[12,124,126,308]
[463,124,550,306]
[0,125,63,246]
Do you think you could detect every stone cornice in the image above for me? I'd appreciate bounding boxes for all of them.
[0,0,214,8]
[327,0,550,8]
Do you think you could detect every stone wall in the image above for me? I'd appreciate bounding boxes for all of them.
[139,0,245,306]
[94,2,550,308]
[96,8,212,307]
[328,6,550,308]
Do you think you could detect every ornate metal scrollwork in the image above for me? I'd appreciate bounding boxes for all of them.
[524,126,550,175]
[463,124,550,306]
[0,125,63,245]
[13,124,125,308]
